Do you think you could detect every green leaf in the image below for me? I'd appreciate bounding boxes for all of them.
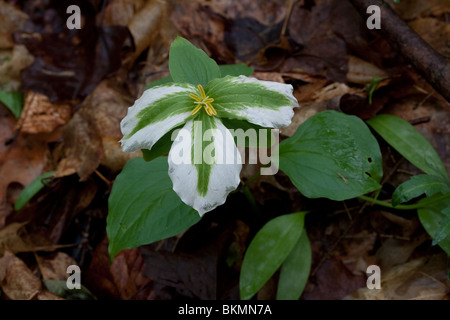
[169,36,220,87]
[0,89,23,118]
[279,110,383,200]
[107,157,200,259]
[43,279,96,300]
[392,174,450,206]
[146,63,254,90]
[432,209,450,246]
[240,211,307,300]
[276,228,311,300]
[14,171,55,211]
[367,114,447,178]
[418,197,450,255]
[218,63,254,77]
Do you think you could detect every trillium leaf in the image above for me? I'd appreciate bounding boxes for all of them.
[0,89,23,119]
[392,174,450,207]
[120,82,196,152]
[168,113,242,216]
[367,114,448,179]
[206,75,298,129]
[276,228,311,300]
[107,157,200,260]
[240,212,307,300]
[279,111,383,200]
[146,63,254,90]
[418,197,450,255]
[169,36,221,87]
[14,171,55,211]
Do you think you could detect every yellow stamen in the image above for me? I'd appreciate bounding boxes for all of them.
[189,84,217,117]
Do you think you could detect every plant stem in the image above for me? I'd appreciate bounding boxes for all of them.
[358,193,450,210]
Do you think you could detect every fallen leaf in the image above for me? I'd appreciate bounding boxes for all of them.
[0,1,28,49]
[36,252,77,280]
[346,55,388,85]
[0,222,33,255]
[16,91,72,134]
[387,0,450,21]
[0,45,34,92]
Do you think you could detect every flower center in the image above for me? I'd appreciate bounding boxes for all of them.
[189,84,217,116]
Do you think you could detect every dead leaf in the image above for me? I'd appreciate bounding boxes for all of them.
[347,55,389,85]
[102,0,145,27]
[0,45,34,92]
[36,252,77,280]
[345,254,450,300]
[16,91,72,134]
[0,108,49,227]
[410,18,450,59]
[387,0,450,21]
[0,1,28,49]
[0,222,34,255]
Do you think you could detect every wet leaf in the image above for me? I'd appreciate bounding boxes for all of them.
[240,212,307,300]
[279,111,383,200]
[107,157,200,259]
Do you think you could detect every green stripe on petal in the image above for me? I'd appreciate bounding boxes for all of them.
[168,115,242,216]
[120,82,196,152]
[205,75,299,129]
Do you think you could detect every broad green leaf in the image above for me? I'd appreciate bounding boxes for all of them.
[169,36,221,87]
[146,63,254,90]
[107,157,200,259]
[367,114,447,178]
[392,174,450,206]
[418,197,450,255]
[0,89,23,118]
[276,228,311,300]
[14,171,55,211]
[218,63,254,77]
[43,279,96,300]
[432,209,450,246]
[279,111,383,200]
[240,212,307,300]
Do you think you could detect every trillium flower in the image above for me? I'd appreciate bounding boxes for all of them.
[120,75,298,216]
[119,37,298,216]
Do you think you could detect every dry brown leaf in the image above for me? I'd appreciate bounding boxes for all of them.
[387,0,450,21]
[345,254,450,300]
[127,0,167,63]
[410,18,450,59]
[0,250,42,300]
[0,222,34,255]
[55,80,140,179]
[101,0,145,27]
[0,111,49,227]
[0,45,34,92]
[16,91,72,134]
[346,55,388,85]
[36,252,77,281]
[0,1,28,49]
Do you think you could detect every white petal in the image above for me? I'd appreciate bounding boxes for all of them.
[168,118,242,216]
[206,75,299,129]
[120,83,196,152]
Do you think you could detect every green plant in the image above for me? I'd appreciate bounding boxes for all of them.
[107,37,449,300]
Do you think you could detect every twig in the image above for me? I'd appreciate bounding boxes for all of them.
[349,0,450,102]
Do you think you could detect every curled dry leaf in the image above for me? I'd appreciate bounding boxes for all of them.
[16,91,72,134]
[0,250,62,300]
[345,254,450,300]
[0,0,28,49]
[126,0,167,63]
[0,45,34,92]
[36,252,77,280]
[346,55,388,85]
